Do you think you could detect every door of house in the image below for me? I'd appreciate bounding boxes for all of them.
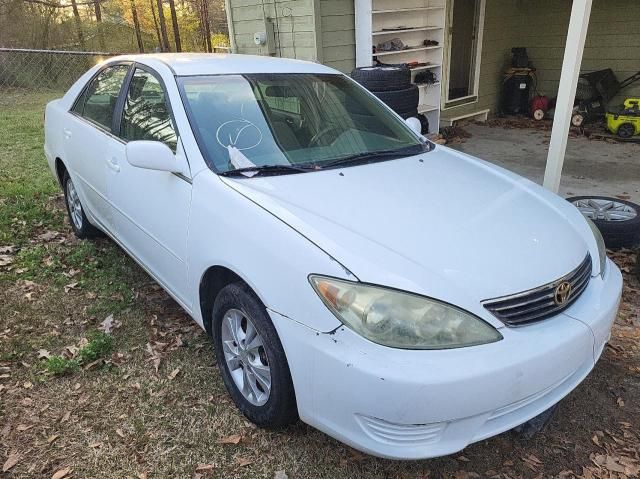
[444,0,485,107]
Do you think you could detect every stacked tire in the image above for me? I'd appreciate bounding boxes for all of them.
[351,65,419,119]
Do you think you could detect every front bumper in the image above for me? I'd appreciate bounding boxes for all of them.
[270,260,622,460]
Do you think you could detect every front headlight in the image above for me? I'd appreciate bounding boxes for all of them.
[309,276,502,350]
[586,219,607,277]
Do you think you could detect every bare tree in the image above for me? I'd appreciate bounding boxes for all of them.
[93,0,106,50]
[129,0,144,52]
[155,0,170,51]
[69,0,86,50]
[167,0,180,52]
[200,0,211,52]
[149,0,163,51]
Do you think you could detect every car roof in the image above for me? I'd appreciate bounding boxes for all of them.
[106,53,340,76]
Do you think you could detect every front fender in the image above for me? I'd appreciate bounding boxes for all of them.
[187,171,351,332]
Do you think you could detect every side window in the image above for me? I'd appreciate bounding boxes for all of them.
[74,65,129,131]
[120,69,177,151]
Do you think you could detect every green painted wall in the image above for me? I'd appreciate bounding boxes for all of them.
[517,0,640,105]
[319,0,356,73]
[227,0,318,60]
[227,0,639,119]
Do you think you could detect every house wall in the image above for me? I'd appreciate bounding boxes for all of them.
[225,0,639,118]
[226,0,318,61]
[517,0,640,105]
[319,0,356,73]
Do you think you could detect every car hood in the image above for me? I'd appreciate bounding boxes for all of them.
[220,146,597,322]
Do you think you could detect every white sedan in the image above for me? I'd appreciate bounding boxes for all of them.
[44,53,622,460]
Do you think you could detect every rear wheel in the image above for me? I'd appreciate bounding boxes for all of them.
[212,283,298,428]
[617,123,635,139]
[62,172,102,239]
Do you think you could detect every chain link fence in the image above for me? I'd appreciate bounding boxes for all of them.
[0,47,231,92]
[0,48,119,91]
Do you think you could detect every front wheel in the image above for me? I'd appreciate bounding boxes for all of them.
[617,123,635,139]
[212,283,298,428]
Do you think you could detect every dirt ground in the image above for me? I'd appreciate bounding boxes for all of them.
[1,91,639,478]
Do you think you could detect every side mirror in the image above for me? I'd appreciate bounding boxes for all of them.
[405,117,422,135]
[125,140,182,173]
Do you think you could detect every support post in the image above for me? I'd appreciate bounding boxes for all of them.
[543,0,592,193]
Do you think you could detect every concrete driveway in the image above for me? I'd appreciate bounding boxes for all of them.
[450,123,640,204]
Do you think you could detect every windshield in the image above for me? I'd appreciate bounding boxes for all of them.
[178,73,428,175]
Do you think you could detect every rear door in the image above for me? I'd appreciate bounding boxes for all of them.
[107,65,192,307]
[65,63,130,231]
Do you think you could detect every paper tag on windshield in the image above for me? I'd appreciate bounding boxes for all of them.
[227,145,258,177]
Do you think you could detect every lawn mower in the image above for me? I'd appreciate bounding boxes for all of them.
[571,69,640,127]
[606,98,640,138]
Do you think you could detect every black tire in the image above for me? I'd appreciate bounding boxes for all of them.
[62,172,102,239]
[351,65,411,91]
[617,123,635,139]
[372,84,419,115]
[212,283,298,428]
[567,196,640,249]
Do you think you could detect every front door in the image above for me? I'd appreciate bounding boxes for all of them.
[445,0,485,106]
[65,64,130,231]
[107,66,193,308]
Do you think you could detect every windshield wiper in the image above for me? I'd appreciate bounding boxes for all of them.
[219,163,317,177]
[315,145,429,170]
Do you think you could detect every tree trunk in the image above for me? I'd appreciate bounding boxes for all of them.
[70,0,86,50]
[149,0,163,51]
[155,0,170,52]
[201,0,212,52]
[167,0,181,52]
[94,0,106,51]
[130,0,144,53]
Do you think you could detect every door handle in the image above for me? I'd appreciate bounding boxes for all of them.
[63,128,72,139]
[106,157,120,172]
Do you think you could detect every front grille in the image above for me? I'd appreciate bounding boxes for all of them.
[482,254,592,326]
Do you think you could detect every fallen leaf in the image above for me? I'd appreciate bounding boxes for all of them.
[38,349,51,359]
[99,314,120,334]
[235,457,253,468]
[2,452,20,472]
[274,471,288,479]
[0,254,14,267]
[23,381,33,389]
[195,464,215,471]
[216,434,242,445]
[116,428,126,438]
[0,245,15,254]
[38,230,58,241]
[16,424,34,432]
[51,466,72,479]
[168,367,181,380]
[88,442,102,449]
[47,434,60,444]
[616,397,625,407]
[64,282,78,293]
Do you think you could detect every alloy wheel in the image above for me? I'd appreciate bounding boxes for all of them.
[66,179,83,230]
[572,198,637,222]
[220,308,271,406]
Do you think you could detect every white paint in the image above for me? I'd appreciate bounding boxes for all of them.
[354,0,373,67]
[543,0,593,193]
[44,53,621,460]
